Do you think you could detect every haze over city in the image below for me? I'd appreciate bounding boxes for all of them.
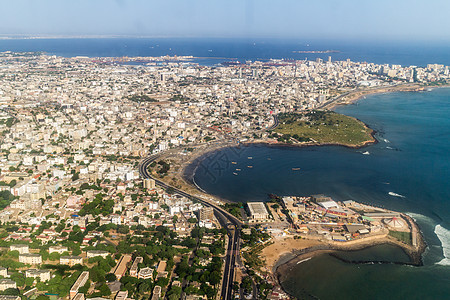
[1,0,450,40]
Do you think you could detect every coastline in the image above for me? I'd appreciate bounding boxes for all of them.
[270,218,427,299]
[323,83,426,110]
[155,85,431,299]
[176,83,450,196]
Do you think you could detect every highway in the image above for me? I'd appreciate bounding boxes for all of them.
[267,114,279,131]
[138,154,242,300]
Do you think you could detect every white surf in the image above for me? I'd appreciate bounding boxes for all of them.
[434,225,450,266]
[388,192,406,198]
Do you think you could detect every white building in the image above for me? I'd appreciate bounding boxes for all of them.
[10,244,29,254]
[49,246,69,254]
[247,202,269,221]
[25,269,51,282]
[19,254,42,265]
[0,279,16,291]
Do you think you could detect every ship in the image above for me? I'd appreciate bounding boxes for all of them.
[221,61,244,66]
[292,168,301,171]
[233,172,238,176]
[231,161,237,164]
[247,166,253,168]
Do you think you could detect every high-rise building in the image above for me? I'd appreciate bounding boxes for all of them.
[143,178,156,190]
[199,206,214,221]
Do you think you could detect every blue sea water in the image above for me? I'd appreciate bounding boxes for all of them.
[192,88,450,299]
[2,37,450,66]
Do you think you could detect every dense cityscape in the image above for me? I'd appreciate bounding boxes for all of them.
[0,51,448,300]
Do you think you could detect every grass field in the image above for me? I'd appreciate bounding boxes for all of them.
[273,110,374,146]
[389,230,412,245]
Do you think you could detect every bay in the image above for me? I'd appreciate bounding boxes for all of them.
[192,88,450,299]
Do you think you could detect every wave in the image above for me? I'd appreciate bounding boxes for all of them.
[406,212,435,225]
[296,257,312,265]
[388,192,406,198]
[434,225,450,266]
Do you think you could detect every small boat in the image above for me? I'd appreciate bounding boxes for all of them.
[362,151,370,155]
[231,161,237,164]
[267,158,272,160]
[292,168,301,171]
[236,169,241,171]
[247,166,253,168]
[233,172,238,176]
[248,157,253,159]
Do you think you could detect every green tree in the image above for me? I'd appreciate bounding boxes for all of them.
[78,279,90,294]
[98,283,111,296]
[105,273,117,282]
[0,288,19,295]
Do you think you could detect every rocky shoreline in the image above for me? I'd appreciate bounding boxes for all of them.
[272,211,427,299]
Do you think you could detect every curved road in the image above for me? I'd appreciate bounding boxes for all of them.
[139,154,242,300]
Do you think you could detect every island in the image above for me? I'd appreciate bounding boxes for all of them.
[293,50,340,54]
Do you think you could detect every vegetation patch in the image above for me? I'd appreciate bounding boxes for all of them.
[389,230,412,245]
[127,94,158,103]
[272,110,374,146]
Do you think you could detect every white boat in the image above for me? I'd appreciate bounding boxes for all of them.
[233,172,238,176]
[362,151,370,155]
[236,169,241,171]
[248,157,253,159]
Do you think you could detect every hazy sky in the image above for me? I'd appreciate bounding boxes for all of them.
[1,0,450,40]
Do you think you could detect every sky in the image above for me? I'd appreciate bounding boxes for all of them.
[1,0,450,41]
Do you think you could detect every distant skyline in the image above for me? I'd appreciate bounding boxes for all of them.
[1,0,450,41]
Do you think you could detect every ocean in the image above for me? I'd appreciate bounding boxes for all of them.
[2,37,450,299]
[2,37,450,67]
[192,88,450,299]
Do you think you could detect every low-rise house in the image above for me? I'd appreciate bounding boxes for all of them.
[70,271,89,300]
[0,279,16,291]
[49,245,69,254]
[86,250,109,259]
[0,296,21,300]
[151,285,161,300]
[138,267,153,280]
[115,291,128,300]
[0,267,8,277]
[25,269,51,282]
[19,253,42,265]
[129,256,143,277]
[60,255,83,266]
[9,244,29,254]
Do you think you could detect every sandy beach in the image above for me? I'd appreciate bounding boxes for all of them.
[324,83,425,110]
